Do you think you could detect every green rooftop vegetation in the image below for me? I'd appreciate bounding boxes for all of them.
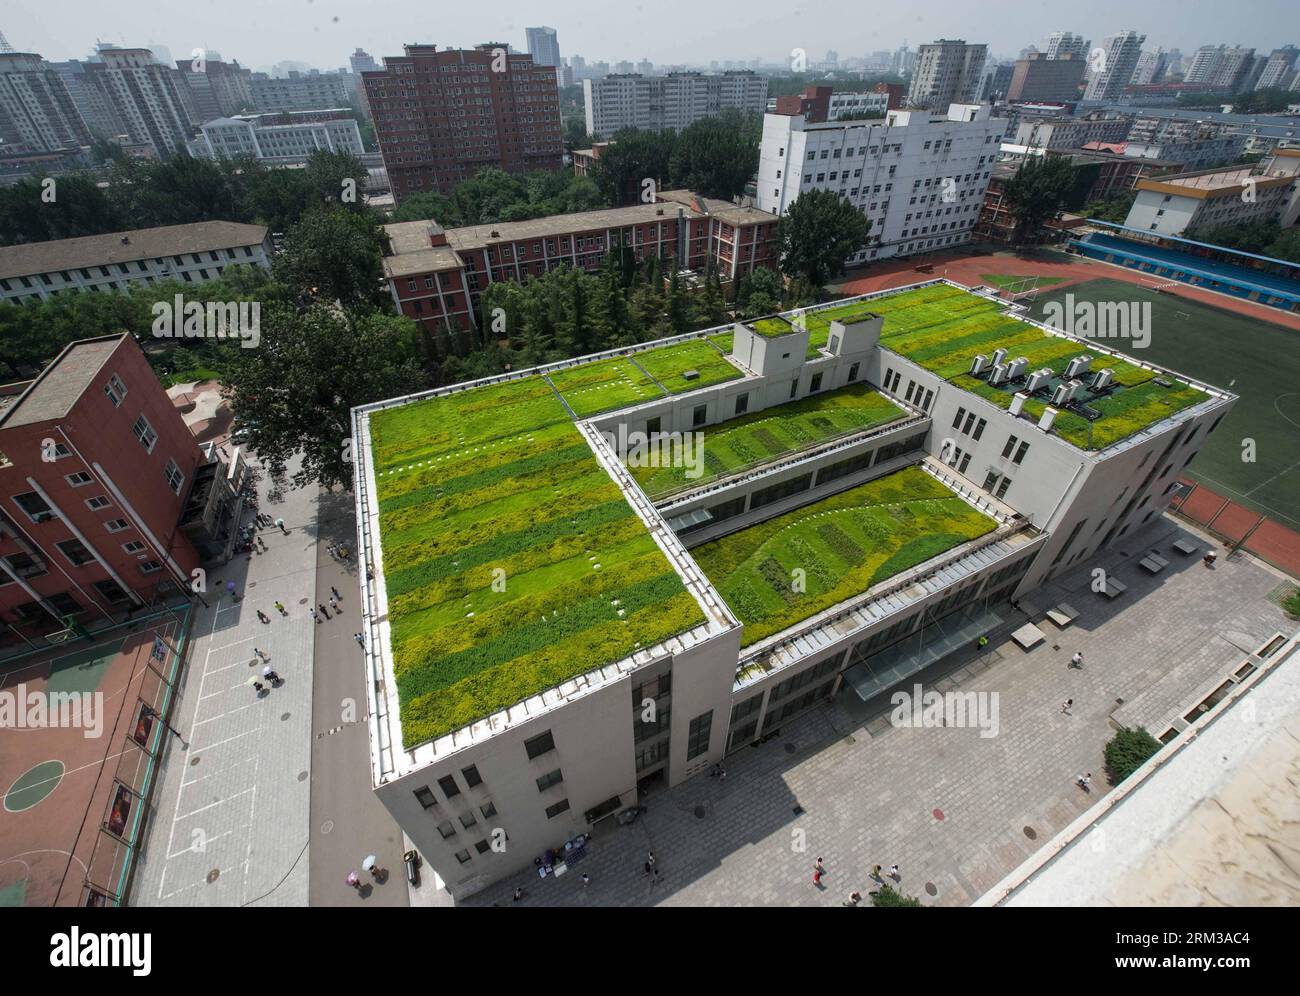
[548,356,663,417]
[369,375,705,747]
[749,315,796,338]
[692,466,997,648]
[795,284,1209,451]
[628,383,907,499]
[633,339,743,393]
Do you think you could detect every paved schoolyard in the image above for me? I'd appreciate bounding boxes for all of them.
[462,516,1292,906]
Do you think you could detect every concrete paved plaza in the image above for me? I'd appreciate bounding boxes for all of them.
[463,517,1293,906]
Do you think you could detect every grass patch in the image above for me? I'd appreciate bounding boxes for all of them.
[692,466,996,647]
[635,340,743,393]
[547,356,665,416]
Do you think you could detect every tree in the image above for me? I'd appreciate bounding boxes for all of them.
[0,174,125,245]
[222,303,429,490]
[1193,219,1280,255]
[1263,228,1300,265]
[303,149,370,209]
[272,207,386,308]
[591,129,675,205]
[740,266,784,318]
[1081,190,1136,225]
[871,884,923,907]
[778,189,871,292]
[1104,727,1162,785]
[1002,156,1077,244]
[668,110,761,200]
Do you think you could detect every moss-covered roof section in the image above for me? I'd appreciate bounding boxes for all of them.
[749,315,798,338]
[369,375,705,747]
[693,466,997,647]
[792,284,1210,451]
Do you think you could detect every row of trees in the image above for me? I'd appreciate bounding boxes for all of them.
[1191,219,1300,264]
[389,168,603,227]
[0,150,371,245]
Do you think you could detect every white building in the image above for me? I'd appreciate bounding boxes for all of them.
[0,222,271,304]
[907,40,987,110]
[353,279,1234,898]
[190,110,364,162]
[757,103,1006,264]
[584,71,768,137]
[1044,32,1090,61]
[827,90,891,120]
[1084,31,1145,102]
[1255,46,1299,91]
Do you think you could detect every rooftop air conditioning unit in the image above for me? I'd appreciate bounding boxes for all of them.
[1006,356,1028,381]
[990,347,1007,368]
[988,363,1009,386]
[1024,367,1052,394]
[1051,378,1082,407]
[970,354,988,376]
[1065,354,1092,379]
[1091,367,1114,391]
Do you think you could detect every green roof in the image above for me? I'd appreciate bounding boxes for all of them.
[692,466,997,648]
[749,315,797,338]
[791,284,1210,451]
[369,375,705,747]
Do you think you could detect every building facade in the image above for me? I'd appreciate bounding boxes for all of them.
[525,27,561,69]
[1044,32,1090,61]
[353,279,1234,898]
[1007,53,1086,104]
[249,71,350,113]
[1123,153,1300,237]
[758,102,1007,264]
[583,71,769,137]
[906,40,988,111]
[0,334,231,640]
[189,110,363,162]
[364,44,563,203]
[381,192,777,335]
[176,57,252,122]
[1010,111,1133,151]
[81,48,196,158]
[0,53,92,154]
[1255,46,1298,91]
[1084,31,1145,102]
[0,221,271,304]
[1185,45,1257,91]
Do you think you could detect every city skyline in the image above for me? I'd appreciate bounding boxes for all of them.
[6,0,1297,74]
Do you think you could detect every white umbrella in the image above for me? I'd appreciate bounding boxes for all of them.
[362,854,377,871]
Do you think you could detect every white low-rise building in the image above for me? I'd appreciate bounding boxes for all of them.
[583,71,768,137]
[189,109,364,162]
[757,103,1007,264]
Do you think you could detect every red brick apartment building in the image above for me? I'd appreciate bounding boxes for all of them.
[0,335,235,640]
[381,191,779,334]
[363,43,564,203]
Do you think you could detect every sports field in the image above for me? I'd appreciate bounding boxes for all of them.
[1026,278,1300,528]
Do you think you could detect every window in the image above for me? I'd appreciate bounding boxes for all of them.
[462,765,482,788]
[459,811,477,829]
[952,407,967,430]
[735,393,749,416]
[437,820,456,839]
[105,518,129,533]
[1013,441,1029,465]
[414,786,437,809]
[122,541,146,554]
[645,416,661,436]
[84,495,111,511]
[686,710,713,760]
[65,472,93,487]
[139,560,163,574]
[983,471,1000,491]
[480,800,497,819]
[132,415,157,453]
[545,799,570,819]
[454,848,472,864]
[535,768,563,792]
[809,373,823,392]
[524,730,555,759]
[995,476,1012,499]
[972,418,986,441]
[94,578,129,603]
[1001,435,1018,459]
[692,404,707,427]
[104,374,127,407]
[437,775,460,799]
[848,362,860,382]
[57,539,94,566]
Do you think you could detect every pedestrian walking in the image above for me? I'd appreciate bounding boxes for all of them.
[354,632,365,647]
[319,603,331,620]
[651,867,659,886]
[843,890,862,907]
[871,864,883,881]
[329,595,340,612]
[581,873,590,888]
[274,601,286,616]
[331,586,341,602]
[309,607,319,623]
[815,856,825,874]
[647,850,655,869]
[1070,651,1084,669]
[252,681,265,695]
[339,546,350,562]
[346,871,361,891]
[226,580,239,601]
[1076,772,1092,791]
[1061,698,1073,715]
[275,517,287,535]
[513,887,525,902]
[888,864,899,880]
[254,647,268,661]
[256,610,270,624]
[262,666,281,685]
[326,543,337,559]
[813,867,823,887]
[643,861,652,877]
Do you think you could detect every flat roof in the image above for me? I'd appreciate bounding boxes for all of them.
[1136,166,1293,199]
[0,335,124,429]
[0,221,268,281]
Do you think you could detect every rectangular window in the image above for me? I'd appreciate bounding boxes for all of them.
[105,518,129,533]
[132,415,157,453]
[535,768,563,792]
[692,404,707,427]
[459,811,477,829]
[57,538,95,566]
[904,381,915,403]
[809,373,823,392]
[437,775,461,799]
[735,393,749,416]
[122,541,146,554]
[1013,441,1029,465]
[848,362,860,382]
[65,472,93,487]
[524,730,555,759]
[686,710,713,760]
[972,418,986,441]
[480,801,497,819]
[84,495,111,511]
[139,560,163,574]
[454,849,471,864]
[545,799,570,819]
[995,476,1012,499]
[414,786,437,809]
[1001,435,1018,459]
[163,459,184,495]
[104,374,127,407]
[462,765,482,788]
[963,412,976,435]
[983,471,999,491]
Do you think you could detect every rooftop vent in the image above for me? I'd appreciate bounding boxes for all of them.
[1091,368,1114,391]
[1006,356,1028,381]
[988,363,1009,386]
[1024,367,1052,395]
[1064,354,1092,380]
[1009,392,1028,417]
[681,369,700,381]
[991,347,1007,368]
[1038,407,1058,431]
[970,353,988,377]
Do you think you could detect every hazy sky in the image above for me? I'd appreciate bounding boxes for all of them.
[8,0,1299,70]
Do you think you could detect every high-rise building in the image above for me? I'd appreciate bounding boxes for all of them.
[906,40,988,110]
[1007,52,1086,103]
[525,26,561,68]
[1083,31,1145,101]
[1185,45,1257,90]
[50,59,121,138]
[1044,32,1090,61]
[0,52,92,153]
[1256,46,1299,91]
[81,48,196,157]
[176,57,252,123]
[349,48,378,75]
[1129,50,1169,87]
[364,44,562,203]
[584,71,768,137]
[249,71,350,113]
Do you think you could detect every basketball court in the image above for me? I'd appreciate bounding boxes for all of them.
[0,608,189,906]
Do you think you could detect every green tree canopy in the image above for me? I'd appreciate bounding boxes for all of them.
[1002,155,1077,244]
[777,188,871,292]
[272,207,386,308]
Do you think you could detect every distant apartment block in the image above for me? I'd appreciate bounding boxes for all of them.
[1129,50,1169,87]
[1044,32,1090,61]
[380,192,777,334]
[1010,111,1133,151]
[1185,45,1256,91]
[81,48,196,158]
[249,71,350,112]
[758,102,1007,264]
[1084,31,1145,102]
[364,44,563,203]
[0,222,271,304]
[1120,135,1245,170]
[583,71,768,137]
[1255,46,1299,91]
[176,57,252,122]
[526,27,561,68]
[906,40,987,111]
[189,110,363,161]
[1007,53,1086,103]
[0,52,92,154]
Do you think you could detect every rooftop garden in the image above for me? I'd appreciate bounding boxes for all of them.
[795,284,1209,451]
[749,315,797,338]
[628,383,907,499]
[692,466,997,648]
[369,375,705,747]
[548,356,664,417]
[633,339,743,393]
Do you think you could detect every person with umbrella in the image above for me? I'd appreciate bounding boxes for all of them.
[346,870,361,892]
[262,665,282,685]
[363,854,385,883]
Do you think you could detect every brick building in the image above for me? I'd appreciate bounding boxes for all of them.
[381,192,778,334]
[363,44,563,204]
[0,335,236,642]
